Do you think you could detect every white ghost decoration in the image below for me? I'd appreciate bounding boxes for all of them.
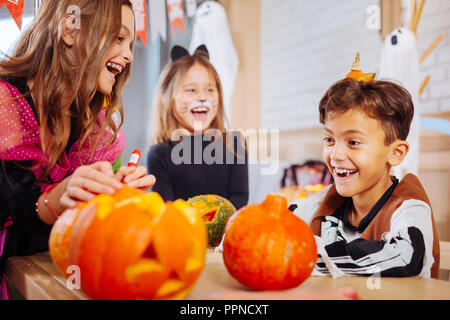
[189,1,239,121]
[379,27,421,178]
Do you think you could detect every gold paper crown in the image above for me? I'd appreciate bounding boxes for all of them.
[345,52,376,82]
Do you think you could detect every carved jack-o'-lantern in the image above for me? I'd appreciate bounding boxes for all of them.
[49,187,207,300]
[188,194,236,247]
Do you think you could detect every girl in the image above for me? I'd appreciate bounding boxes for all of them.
[147,45,248,210]
[0,0,155,299]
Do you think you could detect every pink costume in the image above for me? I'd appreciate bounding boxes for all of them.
[0,79,125,299]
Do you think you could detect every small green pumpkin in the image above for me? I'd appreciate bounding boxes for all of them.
[188,195,236,247]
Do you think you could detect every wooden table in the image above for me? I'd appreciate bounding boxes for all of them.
[6,249,450,300]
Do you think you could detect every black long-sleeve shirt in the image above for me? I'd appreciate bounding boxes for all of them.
[147,133,249,210]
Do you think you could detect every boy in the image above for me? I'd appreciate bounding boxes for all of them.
[289,78,440,278]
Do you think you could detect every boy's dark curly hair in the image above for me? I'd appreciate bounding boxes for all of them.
[319,78,414,146]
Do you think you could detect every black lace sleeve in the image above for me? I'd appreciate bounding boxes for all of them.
[0,161,51,272]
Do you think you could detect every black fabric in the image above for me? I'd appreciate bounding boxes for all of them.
[324,238,386,260]
[147,132,249,210]
[0,162,51,274]
[330,177,399,233]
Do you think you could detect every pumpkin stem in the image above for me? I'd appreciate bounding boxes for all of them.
[350,52,362,71]
[262,194,287,217]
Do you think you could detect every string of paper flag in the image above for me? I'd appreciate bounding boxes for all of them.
[0,0,24,30]
[3,0,202,47]
[131,0,200,47]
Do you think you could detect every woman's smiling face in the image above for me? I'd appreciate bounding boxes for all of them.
[97,5,135,95]
[172,62,219,132]
[322,109,393,199]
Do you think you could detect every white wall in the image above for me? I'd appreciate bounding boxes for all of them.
[261,0,450,131]
[416,0,450,113]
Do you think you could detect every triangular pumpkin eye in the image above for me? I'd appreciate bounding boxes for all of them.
[142,242,157,259]
[202,209,218,222]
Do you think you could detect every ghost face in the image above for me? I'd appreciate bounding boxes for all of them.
[387,27,417,55]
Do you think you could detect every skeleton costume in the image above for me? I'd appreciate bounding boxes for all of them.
[289,174,440,278]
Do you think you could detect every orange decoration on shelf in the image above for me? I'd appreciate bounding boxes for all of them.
[299,184,326,199]
[222,194,317,290]
[278,184,326,203]
[49,186,207,300]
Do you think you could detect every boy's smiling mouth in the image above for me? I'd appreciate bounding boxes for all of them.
[333,167,359,178]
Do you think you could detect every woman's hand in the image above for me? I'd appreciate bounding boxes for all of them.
[115,165,156,192]
[60,161,123,208]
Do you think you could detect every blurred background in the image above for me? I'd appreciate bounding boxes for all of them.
[1,0,449,246]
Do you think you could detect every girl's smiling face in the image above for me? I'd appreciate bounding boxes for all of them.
[97,5,135,95]
[322,109,394,201]
[172,62,219,132]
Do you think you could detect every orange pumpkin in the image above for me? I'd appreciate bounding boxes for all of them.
[48,207,82,275]
[222,194,317,290]
[49,186,207,300]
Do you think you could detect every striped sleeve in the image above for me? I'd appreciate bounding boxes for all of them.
[316,226,425,277]
[316,199,434,278]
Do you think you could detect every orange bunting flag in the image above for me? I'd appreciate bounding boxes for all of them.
[130,0,148,46]
[167,0,185,38]
[0,0,25,30]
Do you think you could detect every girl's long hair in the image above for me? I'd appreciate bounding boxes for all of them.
[150,53,227,145]
[0,0,135,181]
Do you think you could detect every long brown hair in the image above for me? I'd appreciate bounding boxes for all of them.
[0,0,135,180]
[150,52,227,144]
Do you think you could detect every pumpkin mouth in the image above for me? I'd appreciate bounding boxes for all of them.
[202,209,218,222]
